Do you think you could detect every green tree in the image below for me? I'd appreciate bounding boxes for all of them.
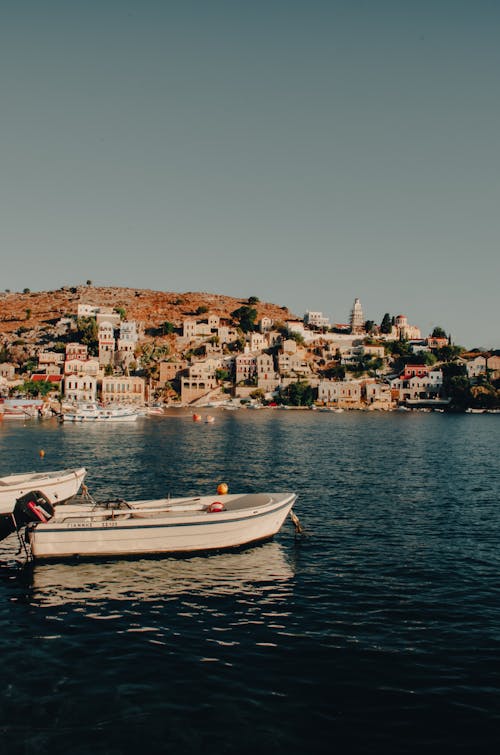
[161,321,175,335]
[364,320,375,334]
[24,358,38,373]
[323,364,345,380]
[432,326,447,338]
[285,330,305,346]
[380,313,392,334]
[114,307,127,320]
[76,316,99,355]
[447,375,471,409]
[25,308,31,320]
[279,380,315,407]
[18,379,53,398]
[442,362,471,409]
[231,305,257,333]
[215,368,229,382]
[23,288,31,294]
[422,351,438,366]
[196,305,209,315]
[435,344,464,362]
[248,296,260,305]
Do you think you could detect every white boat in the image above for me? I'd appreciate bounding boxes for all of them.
[62,403,138,422]
[0,467,87,516]
[0,398,45,419]
[7,490,298,560]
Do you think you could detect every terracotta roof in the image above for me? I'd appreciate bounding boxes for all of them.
[31,374,62,382]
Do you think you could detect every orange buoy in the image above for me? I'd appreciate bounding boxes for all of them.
[192,413,202,422]
[39,449,45,458]
[217,482,228,495]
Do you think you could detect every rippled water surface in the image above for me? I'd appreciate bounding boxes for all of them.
[1,410,499,754]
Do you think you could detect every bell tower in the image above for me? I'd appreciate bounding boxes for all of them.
[350,298,364,334]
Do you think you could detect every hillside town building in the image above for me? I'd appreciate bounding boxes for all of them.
[350,298,364,334]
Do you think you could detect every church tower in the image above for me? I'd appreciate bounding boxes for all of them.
[350,298,364,334]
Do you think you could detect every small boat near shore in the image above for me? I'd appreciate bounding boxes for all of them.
[0,467,87,516]
[0,398,48,420]
[61,403,139,422]
[2,489,298,561]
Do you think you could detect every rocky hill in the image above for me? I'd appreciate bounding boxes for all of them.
[0,286,294,343]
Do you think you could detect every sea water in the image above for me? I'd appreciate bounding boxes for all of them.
[1,410,499,754]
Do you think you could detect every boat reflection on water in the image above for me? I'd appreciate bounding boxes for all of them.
[26,541,295,606]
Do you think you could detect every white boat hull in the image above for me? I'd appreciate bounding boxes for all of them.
[0,468,87,515]
[62,411,138,422]
[27,492,297,560]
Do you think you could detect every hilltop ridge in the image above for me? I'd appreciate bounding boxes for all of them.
[0,286,294,340]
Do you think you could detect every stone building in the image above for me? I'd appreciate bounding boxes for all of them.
[64,375,97,403]
[349,298,364,334]
[101,376,145,405]
[318,379,362,407]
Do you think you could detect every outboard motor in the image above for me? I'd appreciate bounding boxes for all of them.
[14,490,55,526]
[0,490,54,542]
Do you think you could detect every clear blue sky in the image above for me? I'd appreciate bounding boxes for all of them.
[1,0,499,348]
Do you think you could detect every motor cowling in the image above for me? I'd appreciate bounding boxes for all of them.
[0,490,55,542]
[13,490,55,526]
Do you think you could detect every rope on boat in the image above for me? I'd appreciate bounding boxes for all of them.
[289,509,304,535]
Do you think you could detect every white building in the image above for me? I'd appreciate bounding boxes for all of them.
[235,354,257,384]
[304,311,330,329]
[65,343,88,361]
[318,379,362,406]
[392,315,421,340]
[38,351,65,369]
[98,322,115,366]
[181,360,220,404]
[389,370,443,402]
[363,381,393,407]
[116,321,139,367]
[96,309,121,328]
[77,304,100,317]
[278,350,311,377]
[248,332,266,352]
[64,358,101,377]
[182,319,197,339]
[285,320,308,338]
[259,316,273,333]
[462,355,488,381]
[350,298,364,334]
[101,376,145,405]
[256,353,278,391]
[64,375,97,403]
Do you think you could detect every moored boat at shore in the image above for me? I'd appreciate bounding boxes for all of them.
[61,403,138,422]
[3,489,298,561]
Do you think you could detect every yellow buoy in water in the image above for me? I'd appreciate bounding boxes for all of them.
[39,449,45,458]
[217,482,228,495]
